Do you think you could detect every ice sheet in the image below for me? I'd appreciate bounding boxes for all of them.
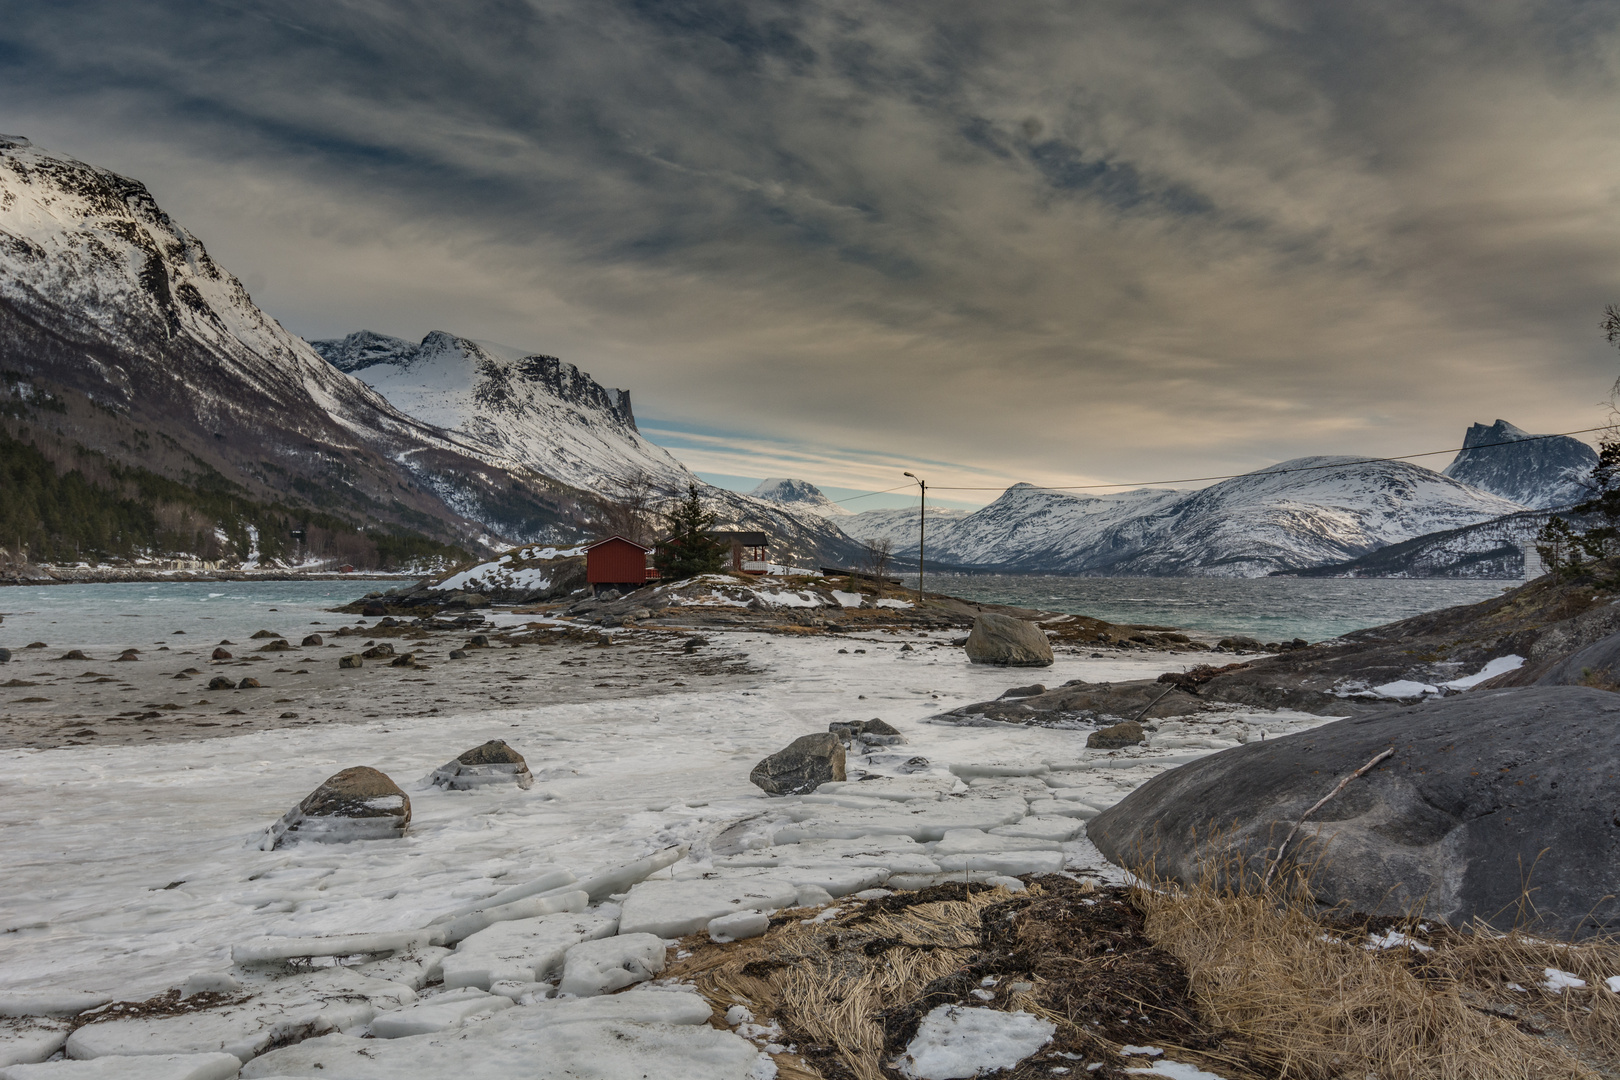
[0,629,1330,1005]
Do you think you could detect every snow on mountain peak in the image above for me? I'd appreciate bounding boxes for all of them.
[309,329,684,494]
[748,477,852,517]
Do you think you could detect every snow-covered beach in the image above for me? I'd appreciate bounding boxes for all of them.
[0,617,1334,1001]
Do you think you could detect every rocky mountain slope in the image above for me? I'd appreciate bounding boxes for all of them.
[1441,419,1596,509]
[0,134,587,556]
[747,477,852,518]
[309,334,862,568]
[310,330,690,494]
[847,459,1526,577]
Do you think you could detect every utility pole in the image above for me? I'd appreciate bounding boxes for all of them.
[903,471,925,605]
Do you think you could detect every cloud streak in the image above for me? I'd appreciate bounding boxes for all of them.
[3,0,1619,502]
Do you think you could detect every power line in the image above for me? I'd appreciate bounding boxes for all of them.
[829,425,1609,502]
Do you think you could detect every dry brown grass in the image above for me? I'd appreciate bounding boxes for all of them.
[1133,863,1620,1079]
[664,886,1011,1080]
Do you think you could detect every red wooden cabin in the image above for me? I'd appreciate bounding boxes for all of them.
[586,536,656,595]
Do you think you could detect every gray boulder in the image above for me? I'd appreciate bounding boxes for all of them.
[1088,686,1620,937]
[339,654,364,669]
[1086,719,1145,749]
[263,766,411,849]
[302,634,324,647]
[429,739,535,790]
[828,718,906,746]
[750,733,846,796]
[964,614,1053,667]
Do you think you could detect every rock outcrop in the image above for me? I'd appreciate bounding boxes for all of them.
[1087,687,1620,937]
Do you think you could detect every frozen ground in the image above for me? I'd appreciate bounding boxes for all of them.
[0,622,1336,1075]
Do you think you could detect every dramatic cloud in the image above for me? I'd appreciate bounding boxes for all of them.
[4,0,1620,501]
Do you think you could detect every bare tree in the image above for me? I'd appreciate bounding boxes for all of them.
[861,537,893,596]
[593,472,662,546]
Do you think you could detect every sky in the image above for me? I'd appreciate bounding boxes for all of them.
[4,0,1620,510]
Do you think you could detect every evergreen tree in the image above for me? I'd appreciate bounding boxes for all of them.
[654,483,724,580]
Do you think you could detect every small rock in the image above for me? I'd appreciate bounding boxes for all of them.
[362,603,388,617]
[339,654,364,669]
[629,608,652,620]
[429,739,534,790]
[750,732,846,796]
[212,647,233,660]
[208,675,235,690]
[258,640,293,652]
[1087,719,1146,749]
[250,629,280,639]
[999,684,1047,699]
[468,634,490,649]
[263,766,411,849]
[965,614,1054,667]
[280,711,298,719]
[302,634,324,647]
[448,649,468,659]
[115,649,140,662]
[237,677,262,689]
[896,756,932,774]
[362,643,396,659]
[25,642,46,649]
[683,636,709,652]
[0,648,9,664]
[59,650,89,661]
[389,653,417,668]
[900,643,915,652]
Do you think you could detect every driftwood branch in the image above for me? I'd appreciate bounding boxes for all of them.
[1262,746,1395,889]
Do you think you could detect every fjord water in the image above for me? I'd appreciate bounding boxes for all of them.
[924,574,1512,643]
[0,580,388,654]
[0,575,1512,654]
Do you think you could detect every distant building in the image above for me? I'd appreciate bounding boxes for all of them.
[586,536,657,595]
[708,530,769,575]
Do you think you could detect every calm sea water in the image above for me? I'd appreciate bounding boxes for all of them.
[0,580,390,655]
[0,575,1512,653]
[908,574,1512,643]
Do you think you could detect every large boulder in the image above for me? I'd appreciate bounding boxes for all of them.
[750,733,846,796]
[964,614,1053,667]
[1088,686,1620,937]
[263,766,411,849]
[429,740,534,790]
[1534,629,1620,688]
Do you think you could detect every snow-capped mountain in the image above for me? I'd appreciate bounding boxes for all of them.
[748,478,852,518]
[310,333,862,566]
[858,459,1527,577]
[310,330,691,494]
[1441,419,1596,509]
[0,134,582,548]
[840,504,971,550]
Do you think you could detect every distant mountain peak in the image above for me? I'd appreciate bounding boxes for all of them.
[308,330,660,491]
[749,477,851,517]
[1442,419,1595,509]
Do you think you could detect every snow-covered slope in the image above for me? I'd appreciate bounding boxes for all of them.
[865,460,1527,577]
[310,330,692,494]
[1441,419,1596,509]
[311,333,861,566]
[841,505,971,550]
[748,478,852,518]
[0,135,581,548]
